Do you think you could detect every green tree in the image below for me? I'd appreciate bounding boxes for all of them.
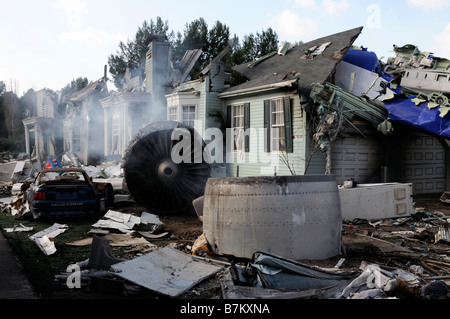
[174,19,232,79]
[61,77,89,96]
[108,17,174,89]
[107,17,280,88]
[0,86,27,153]
[21,88,37,118]
[256,27,279,57]
[206,21,231,62]
[229,28,279,66]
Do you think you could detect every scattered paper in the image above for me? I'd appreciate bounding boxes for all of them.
[35,235,57,256]
[5,224,33,233]
[92,210,141,234]
[29,223,69,241]
[140,212,163,225]
[29,223,69,255]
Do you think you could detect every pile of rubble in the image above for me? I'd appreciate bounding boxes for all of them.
[51,204,450,299]
[3,201,448,299]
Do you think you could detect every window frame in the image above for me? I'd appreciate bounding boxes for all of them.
[228,103,251,152]
[270,98,286,152]
[264,97,293,153]
[181,104,197,127]
[231,103,245,152]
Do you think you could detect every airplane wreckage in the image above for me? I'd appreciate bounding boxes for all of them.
[116,26,450,216]
[2,27,450,300]
[315,43,450,139]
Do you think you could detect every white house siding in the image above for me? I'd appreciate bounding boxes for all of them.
[223,92,307,177]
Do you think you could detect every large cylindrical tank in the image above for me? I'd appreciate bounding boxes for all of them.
[203,175,342,260]
[123,121,211,214]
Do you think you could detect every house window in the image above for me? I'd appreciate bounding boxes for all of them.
[227,103,250,152]
[264,97,293,153]
[232,104,245,151]
[168,106,179,122]
[40,97,50,117]
[270,99,286,152]
[182,105,196,127]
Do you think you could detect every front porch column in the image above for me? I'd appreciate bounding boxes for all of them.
[24,125,30,155]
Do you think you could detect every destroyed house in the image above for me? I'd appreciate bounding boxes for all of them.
[20,28,450,196]
[22,88,62,160]
[100,35,204,161]
[217,26,366,178]
[165,41,234,177]
[213,27,450,196]
[62,73,109,166]
[322,44,450,195]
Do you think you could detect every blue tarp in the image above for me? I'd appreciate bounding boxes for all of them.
[384,96,450,138]
[343,48,381,74]
[343,48,393,81]
[342,48,449,138]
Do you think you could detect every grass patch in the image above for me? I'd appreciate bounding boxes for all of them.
[0,212,132,298]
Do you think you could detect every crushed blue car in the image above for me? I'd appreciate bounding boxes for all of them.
[26,168,114,220]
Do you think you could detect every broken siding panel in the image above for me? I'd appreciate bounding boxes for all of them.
[209,61,228,93]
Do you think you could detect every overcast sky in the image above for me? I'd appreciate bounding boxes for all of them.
[1,0,450,96]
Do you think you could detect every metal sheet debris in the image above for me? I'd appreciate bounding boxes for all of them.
[336,261,422,299]
[111,246,223,297]
[250,251,357,291]
[384,94,450,138]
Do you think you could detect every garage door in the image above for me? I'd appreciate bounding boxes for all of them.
[404,134,446,195]
[331,134,382,185]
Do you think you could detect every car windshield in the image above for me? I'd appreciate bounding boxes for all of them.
[36,171,88,185]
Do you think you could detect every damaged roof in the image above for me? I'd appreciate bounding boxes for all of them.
[220,26,363,98]
[67,77,108,103]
